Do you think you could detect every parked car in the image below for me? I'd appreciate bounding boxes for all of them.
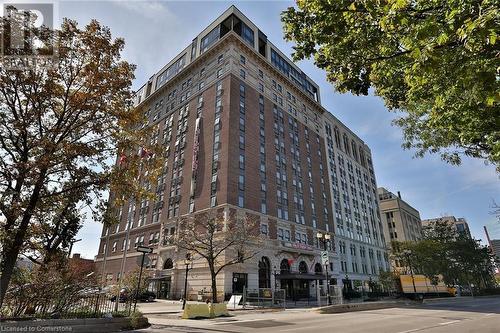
[111,288,155,302]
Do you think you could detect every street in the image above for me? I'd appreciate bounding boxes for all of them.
[137,297,500,333]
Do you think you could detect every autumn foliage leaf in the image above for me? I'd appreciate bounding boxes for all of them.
[0,15,162,307]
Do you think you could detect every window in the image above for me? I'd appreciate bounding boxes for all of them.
[298,261,308,274]
[239,154,245,169]
[238,175,245,190]
[241,22,254,46]
[217,69,222,78]
[240,69,246,79]
[238,195,244,207]
[218,54,224,64]
[258,83,264,92]
[280,259,290,273]
[260,224,268,235]
[240,55,246,64]
[239,135,245,149]
[258,257,271,288]
[200,26,220,53]
[163,258,173,269]
[259,69,263,78]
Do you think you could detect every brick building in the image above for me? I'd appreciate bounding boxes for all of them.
[96,6,388,300]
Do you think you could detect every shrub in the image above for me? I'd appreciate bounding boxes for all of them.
[128,311,149,330]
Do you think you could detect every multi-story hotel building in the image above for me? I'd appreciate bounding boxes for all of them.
[96,6,388,301]
[378,188,422,243]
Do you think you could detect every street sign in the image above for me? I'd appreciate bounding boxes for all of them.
[320,251,329,265]
[137,245,153,253]
[137,255,150,267]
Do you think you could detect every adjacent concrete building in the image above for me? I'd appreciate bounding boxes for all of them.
[378,188,422,243]
[95,6,387,301]
[421,216,472,238]
[491,239,500,263]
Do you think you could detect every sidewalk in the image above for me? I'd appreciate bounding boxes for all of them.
[136,299,184,315]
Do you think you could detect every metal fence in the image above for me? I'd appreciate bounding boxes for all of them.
[1,288,133,319]
[242,288,286,308]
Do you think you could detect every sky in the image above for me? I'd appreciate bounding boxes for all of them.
[55,0,500,259]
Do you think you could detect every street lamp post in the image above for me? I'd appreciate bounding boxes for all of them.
[402,249,417,294]
[68,238,82,258]
[182,253,192,310]
[316,232,331,305]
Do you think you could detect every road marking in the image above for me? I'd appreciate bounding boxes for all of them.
[396,320,462,333]
[212,318,276,325]
[396,328,421,333]
[439,320,460,325]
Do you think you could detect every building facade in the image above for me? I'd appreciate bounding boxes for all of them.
[95,6,387,301]
[323,114,389,288]
[378,188,422,243]
[421,216,472,238]
[490,239,500,263]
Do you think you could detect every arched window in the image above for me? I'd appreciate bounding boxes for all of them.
[258,256,271,288]
[280,259,290,274]
[334,127,341,148]
[343,134,350,156]
[314,263,323,275]
[359,147,366,167]
[298,261,308,274]
[163,258,173,269]
[351,140,358,162]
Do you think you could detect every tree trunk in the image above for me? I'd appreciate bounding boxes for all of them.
[0,174,45,308]
[209,264,218,303]
[0,223,30,308]
[0,245,20,308]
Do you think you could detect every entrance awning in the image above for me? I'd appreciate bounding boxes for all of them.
[276,273,326,280]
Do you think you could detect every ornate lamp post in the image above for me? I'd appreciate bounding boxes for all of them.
[182,253,192,310]
[316,232,331,305]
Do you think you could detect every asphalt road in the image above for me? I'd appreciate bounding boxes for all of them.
[138,297,500,333]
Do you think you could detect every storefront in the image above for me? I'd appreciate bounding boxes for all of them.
[148,276,172,299]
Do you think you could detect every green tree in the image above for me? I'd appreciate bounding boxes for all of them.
[282,0,500,170]
[378,270,400,293]
[392,224,495,289]
[0,11,162,307]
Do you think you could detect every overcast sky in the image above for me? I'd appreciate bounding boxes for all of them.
[57,0,500,259]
